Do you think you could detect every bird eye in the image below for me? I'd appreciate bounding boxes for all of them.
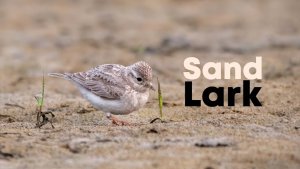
[136,77,142,82]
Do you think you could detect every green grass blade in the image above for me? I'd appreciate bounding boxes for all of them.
[157,77,163,119]
[41,72,45,107]
[35,73,45,107]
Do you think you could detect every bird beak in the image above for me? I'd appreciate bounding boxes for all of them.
[148,82,155,91]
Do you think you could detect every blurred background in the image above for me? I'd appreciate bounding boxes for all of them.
[0,0,299,93]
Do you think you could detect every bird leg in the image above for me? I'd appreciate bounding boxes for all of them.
[106,113,130,126]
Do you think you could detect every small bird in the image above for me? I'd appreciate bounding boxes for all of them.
[49,61,154,125]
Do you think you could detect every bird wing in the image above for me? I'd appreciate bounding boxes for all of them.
[67,64,127,99]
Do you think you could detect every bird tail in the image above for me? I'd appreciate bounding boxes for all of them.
[48,73,72,80]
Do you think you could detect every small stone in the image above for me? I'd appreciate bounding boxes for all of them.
[66,138,91,153]
[147,128,159,134]
[195,137,235,147]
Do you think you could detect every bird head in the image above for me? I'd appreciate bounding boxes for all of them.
[127,61,155,92]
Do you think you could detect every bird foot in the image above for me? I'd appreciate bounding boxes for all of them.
[110,116,130,126]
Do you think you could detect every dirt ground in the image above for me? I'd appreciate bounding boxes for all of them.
[0,0,300,169]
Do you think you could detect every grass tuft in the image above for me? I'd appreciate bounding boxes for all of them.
[35,72,45,107]
[35,72,55,128]
[157,77,163,119]
[150,77,165,124]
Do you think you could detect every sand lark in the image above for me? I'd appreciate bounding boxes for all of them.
[49,61,154,125]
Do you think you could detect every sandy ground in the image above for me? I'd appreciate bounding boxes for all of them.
[0,0,300,169]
